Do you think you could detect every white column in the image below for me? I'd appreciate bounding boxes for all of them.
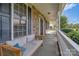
[11,3,14,40]
[39,16,41,35]
[27,3,28,35]
[43,17,45,35]
[58,11,60,30]
[59,11,60,30]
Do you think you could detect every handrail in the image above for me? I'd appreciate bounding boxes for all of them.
[57,30,79,56]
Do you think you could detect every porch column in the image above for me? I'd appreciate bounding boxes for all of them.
[58,11,60,30]
[58,11,61,30]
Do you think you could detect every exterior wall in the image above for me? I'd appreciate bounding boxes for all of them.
[31,5,48,35]
[0,3,49,42]
[32,7,40,35]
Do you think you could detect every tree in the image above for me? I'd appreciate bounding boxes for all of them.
[68,23,79,31]
[60,16,68,29]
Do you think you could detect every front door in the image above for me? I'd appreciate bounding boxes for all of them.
[40,18,43,35]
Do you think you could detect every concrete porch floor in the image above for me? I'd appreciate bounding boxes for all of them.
[33,31,60,56]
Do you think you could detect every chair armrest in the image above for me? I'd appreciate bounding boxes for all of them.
[1,45,21,56]
[0,45,3,56]
[35,35,45,40]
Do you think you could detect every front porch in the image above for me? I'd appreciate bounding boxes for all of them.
[33,31,60,56]
[0,3,79,56]
[33,30,79,56]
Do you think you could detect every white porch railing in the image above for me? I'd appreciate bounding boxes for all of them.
[57,30,79,56]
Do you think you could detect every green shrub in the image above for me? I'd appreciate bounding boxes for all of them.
[67,31,79,44]
[61,28,73,33]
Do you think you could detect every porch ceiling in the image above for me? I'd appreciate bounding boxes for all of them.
[32,3,59,23]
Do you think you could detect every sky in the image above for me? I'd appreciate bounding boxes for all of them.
[62,3,79,24]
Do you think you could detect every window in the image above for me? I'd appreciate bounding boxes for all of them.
[0,3,11,43]
[14,4,27,38]
[2,17,10,40]
[1,4,10,14]
[28,7,32,35]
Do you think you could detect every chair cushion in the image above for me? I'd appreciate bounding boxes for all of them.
[6,40,18,46]
[15,39,25,47]
[14,36,27,44]
[6,39,25,47]
[14,43,26,52]
[14,43,20,48]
